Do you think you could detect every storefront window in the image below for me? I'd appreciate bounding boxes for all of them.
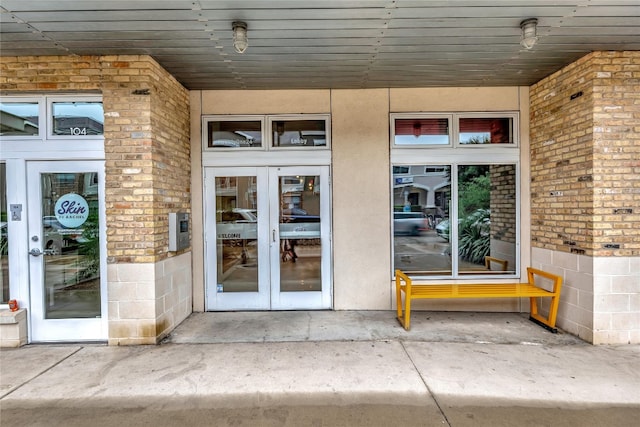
[392,163,517,277]
[391,111,519,277]
[0,102,40,136]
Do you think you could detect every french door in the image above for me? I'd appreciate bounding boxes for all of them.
[27,161,107,341]
[204,166,331,310]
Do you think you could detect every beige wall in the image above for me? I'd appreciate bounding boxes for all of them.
[191,86,530,312]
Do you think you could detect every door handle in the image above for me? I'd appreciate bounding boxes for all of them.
[272,229,276,242]
[29,248,43,257]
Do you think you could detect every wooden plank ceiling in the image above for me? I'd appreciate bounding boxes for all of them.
[1,1,639,90]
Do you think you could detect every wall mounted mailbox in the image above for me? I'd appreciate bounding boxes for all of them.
[168,212,190,251]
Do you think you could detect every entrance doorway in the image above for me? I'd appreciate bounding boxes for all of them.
[27,161,107,341]
[204,166,331,310]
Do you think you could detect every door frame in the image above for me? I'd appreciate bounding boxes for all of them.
[204,165,332,311]
[26,160,108,342]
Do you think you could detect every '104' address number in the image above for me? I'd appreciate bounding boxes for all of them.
[69,127,87,135]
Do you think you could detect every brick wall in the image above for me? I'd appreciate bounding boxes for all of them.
[530,51,640,257]
[1,55,192,344]
[530,51,640,344]
[1,55,191,262]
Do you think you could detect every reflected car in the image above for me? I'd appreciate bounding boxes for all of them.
[393,212,428,236]
[282,208,320,223]
[435,218,453,241]
[42,216,84,255]
[219,208,257,223]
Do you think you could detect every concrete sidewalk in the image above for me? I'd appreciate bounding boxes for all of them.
[1,312,639,426]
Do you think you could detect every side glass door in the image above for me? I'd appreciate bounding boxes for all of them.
[27,161,106,341]
[204,167,270,310]
[270,166,331,309]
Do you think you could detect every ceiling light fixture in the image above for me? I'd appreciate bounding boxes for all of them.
[232,21,248,54]
[520,18,538,50]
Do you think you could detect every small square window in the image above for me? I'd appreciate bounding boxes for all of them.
[270,117,329,148]
[394,117,450,146]
[0,102,40,136]
[459,117,514,145]
[51,101,104,136]
[207,119,263,148]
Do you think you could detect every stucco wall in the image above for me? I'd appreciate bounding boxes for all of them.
[191,86,530,312]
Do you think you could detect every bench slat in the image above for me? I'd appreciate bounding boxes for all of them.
[409,283,553,299]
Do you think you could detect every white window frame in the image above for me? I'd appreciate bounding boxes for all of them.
[1,95,105,156]
[390,111,521,280]
[46,95,104,140]
[0,97,45,140]
[391,112,519,149]
[391,113,453,148]
[202,114,331,152]
[202,115,266,152]
[267,114,331,151]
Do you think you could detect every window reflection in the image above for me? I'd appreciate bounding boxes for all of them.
[215,176,259,292]
[392,164,517,276]
[393,165,451,275]
[0,102,39,136]
[394,118,449,145]
[272,120,327,148]
[208,120,262,148]
[52,102,104,136]
[457,165,516,274]
[459,117,513,144]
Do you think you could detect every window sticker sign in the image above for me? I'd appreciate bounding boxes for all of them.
[55,193,89,228]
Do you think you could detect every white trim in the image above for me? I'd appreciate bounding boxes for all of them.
[202,114,331,153]
[46,96,104,140]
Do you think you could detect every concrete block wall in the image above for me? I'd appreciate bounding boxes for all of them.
[0,309,27,347]
[0,55,192,344]
[530,52,640,344]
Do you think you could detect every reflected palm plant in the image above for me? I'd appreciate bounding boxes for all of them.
[458,208,491,264]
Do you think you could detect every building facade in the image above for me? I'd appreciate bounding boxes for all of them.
[0,52,638,346]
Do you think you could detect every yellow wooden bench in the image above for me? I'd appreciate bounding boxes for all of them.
[395,267,563,332]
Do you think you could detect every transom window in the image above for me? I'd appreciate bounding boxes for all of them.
[392,113,518,147]
[0,96,103,140]
[203,114,330,151]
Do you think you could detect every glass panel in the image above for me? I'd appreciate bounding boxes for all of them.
[41,173,101,318]
[207,120,262,148]
[0,102,39,136]
[279,175,321,291]
[272,120,327,148]
[215,176,258,292]
[459,117,514,144]
[457,165,516,275]
[52,102,104,136]
[1,164,8,303]
[394,118,449,145]
[393,165,451,275]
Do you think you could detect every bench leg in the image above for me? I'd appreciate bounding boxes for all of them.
[529,296,559,333]
[395,279,411,331]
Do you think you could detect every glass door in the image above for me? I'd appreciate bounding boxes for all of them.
[204,166,331,310]
[27,161,106,341]
[269,167,331,309]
